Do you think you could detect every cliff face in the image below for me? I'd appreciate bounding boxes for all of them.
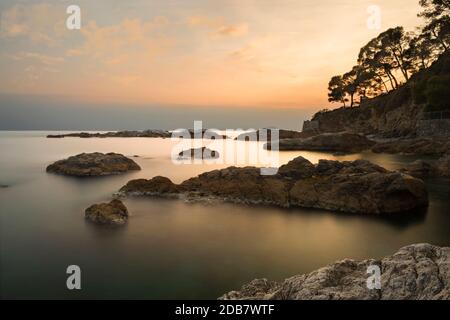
[311,53,450,138]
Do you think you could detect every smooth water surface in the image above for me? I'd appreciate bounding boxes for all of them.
[1,131,449,299]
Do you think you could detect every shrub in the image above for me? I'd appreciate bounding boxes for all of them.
[424,75,450,112]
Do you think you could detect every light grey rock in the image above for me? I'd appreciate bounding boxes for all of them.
[220,244,450,300]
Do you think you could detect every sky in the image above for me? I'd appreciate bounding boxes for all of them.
[0,0,423,130]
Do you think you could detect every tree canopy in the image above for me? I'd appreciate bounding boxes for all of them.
[327,0,450,108]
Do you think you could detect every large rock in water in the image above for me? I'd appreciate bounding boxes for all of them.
[266,132,376,153]
[235,129,316,141]
[118,156,428,214]
[219,243,450,300]
[46,152,141,176]
[85,199,129,225]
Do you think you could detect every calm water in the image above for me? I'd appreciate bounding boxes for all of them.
[1,131,449,299]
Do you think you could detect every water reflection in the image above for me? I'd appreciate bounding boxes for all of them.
[0,131,449,299]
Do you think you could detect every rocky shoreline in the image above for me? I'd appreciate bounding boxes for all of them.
[117,156,428,214]
[220,243,450,300]
[265,132,376,153]
[47,129,171,139]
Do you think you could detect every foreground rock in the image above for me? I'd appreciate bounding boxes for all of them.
[265,132,376,153]
[178,147,219,159]
[118,156,428,214]
[220,243,450,300]
[85,199,129,225]
[235,129,315,141]
[47,129,171,139]
[400,155,450,178]
[372,138,450,156]
[46,152,141,176]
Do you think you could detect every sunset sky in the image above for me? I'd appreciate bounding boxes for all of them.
[0,0,423,129]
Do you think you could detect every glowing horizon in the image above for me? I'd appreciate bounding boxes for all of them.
[0,0,422,109]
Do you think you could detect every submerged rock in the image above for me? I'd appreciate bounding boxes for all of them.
[266,132,376,153]
[46,152,141,177]
[118,156,428,214]
[85,199,129,225]
[219,243,450,300]
[178,147,219,159]
[372,138,450,156]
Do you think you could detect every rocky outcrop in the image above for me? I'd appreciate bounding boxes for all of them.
[85,199,129,225]
[265,132,376,153]
[235,129,315,141]
[372,138,450,156]
[400,155,450,178]
[309,54,450,138]
[47,130,171,139]
[178,147,219,159]
[118,156,428,214]
[46,152,141,177]
[219,243,450,300]
[119,176,180,196]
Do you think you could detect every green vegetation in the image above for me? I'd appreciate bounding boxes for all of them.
[424,75,450,111]
[328,0,450,110]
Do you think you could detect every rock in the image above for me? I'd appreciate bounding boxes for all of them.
[372,138,450,156]
[436,155,450,177]
[400,160,436,178]
[400,155,450,178]
[118,156,428,214]
[119,176,180,196]
[289,171,428,214]
[266,132,376,153]
[46,152,141,177]
[315,159,387,176]
[278,157,315,179]
[47,130,171,139]
[85,199,129,225]
[178,147,219,159]
[219,243,450,300]
[235,129,315,141]
[180,167,290,207]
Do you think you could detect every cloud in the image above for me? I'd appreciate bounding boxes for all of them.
[216,24,248,37]
[0,3,67,45]
[13,52,65,65]
[66,17,172,63]
[187,15,248,38]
